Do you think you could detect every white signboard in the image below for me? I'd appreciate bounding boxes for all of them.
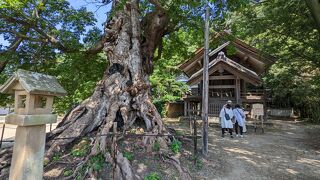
[251,104,264,116]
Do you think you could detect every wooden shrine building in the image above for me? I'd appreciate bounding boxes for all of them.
[179,34,275,117]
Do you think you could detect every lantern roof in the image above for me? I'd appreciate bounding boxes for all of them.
[0,69,67,96]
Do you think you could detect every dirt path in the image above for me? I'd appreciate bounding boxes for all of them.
[165,119,320,180]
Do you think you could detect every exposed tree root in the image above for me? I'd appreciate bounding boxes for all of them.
[163,155,192,180]
[0,147,12,179]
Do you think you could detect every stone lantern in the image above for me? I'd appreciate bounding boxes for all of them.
[0,69,67,180]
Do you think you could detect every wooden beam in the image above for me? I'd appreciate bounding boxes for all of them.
[209,85,236,89]
[240,56,249,64]
[188,62,261,86]
[197,60,202,67]
[209,75,235,80]
[220,64,261,86]
[183,53,203,74]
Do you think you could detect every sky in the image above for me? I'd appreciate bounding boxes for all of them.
[68,0,112,30]
[0,0,112,48]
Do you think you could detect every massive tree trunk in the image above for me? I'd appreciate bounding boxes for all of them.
[33,0,186,179]
[46,0,168,153]
[0,1,191,179]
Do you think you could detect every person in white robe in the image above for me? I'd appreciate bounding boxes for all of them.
[233,104,246,137]
[219,100,234,138]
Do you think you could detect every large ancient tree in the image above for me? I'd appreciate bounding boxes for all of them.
[45,0,185,178]
[0,0,246,178]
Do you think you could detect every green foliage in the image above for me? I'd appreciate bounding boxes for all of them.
[52,153,61,162]
[152,99,167,117]
[0,0,250,115]
[231,0,320,122]
[191,155,204,170]
[51,53,107,114]
[152,141,160,152]
[149,0,249,115]
[71,138,90,157]
[123,151,134,161]
[170,139,182,154]
[144,172,161,180]
[150,29,202,116]
[63,169,73,177]
[89,153,105,172]
[0,0,28,8]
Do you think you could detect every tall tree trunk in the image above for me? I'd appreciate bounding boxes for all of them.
[45,0,187,179]
[305,0,320,34]
[1,1,191,179]
[46,0,167,156]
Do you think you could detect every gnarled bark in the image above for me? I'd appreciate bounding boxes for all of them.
[0,0,190,179]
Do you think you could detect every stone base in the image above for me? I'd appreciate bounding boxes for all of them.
[5,114,57,126]
[9,125,46,180]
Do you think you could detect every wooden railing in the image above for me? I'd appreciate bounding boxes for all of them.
[208,101,225,116]
[190,88,201,96]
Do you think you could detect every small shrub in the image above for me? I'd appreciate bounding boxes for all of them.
[89,153,105,172]
[71,139,90,157]
[63,169,73,177]
[144,172,161,180]
[153,99,167,118]
[190,155,204,170]
[123,151,134,161]
[170,139,182,154]
[152,141,160,152]
[52,153,61,161]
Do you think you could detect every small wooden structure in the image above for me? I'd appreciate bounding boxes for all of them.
[251,103,265,132]
[0,69,66,180]
[179,33,275,117]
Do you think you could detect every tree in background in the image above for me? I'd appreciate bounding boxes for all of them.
[150,29,202,117]
[231,0,320,122]
[0,0,108,112]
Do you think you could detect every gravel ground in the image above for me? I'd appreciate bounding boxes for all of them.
[2,117,320,180]
[165,118,320,180]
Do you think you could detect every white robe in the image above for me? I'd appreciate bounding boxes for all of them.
[219,107,234,129]
[233,108,246,127]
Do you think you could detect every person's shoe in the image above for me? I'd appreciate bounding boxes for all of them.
[236,134,239,137]
[230,135,234,138]
[240,135,244,138]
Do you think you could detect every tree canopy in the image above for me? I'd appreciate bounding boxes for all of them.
[0,0,319,121]
[231,0,320,121]
[0,0,247,113]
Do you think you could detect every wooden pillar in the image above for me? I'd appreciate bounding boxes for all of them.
[263,89,267,123]
[243,81,247,94]
[184,100,187,117]
[202,0,209,156]
[199,81,203,96]
[187,102,189,116]
[236,77,241,104]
